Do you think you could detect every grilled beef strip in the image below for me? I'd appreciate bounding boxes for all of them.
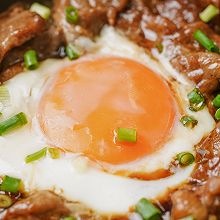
[0,0,129,82]
[0,191,70,220]
[171,177,220,219]
[0,2,66,82]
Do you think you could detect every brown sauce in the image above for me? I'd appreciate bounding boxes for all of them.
[114,169,173,181]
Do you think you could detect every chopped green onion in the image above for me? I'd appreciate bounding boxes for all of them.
[215,108,220,120]
[177,152,195,166]
[156,43,163,53]
[188,88,204,104]
[213,94,220,108]
[187,88,205,111]
[0,112,28,136]
[0,85,10,108]
[66,6,78,24]
[180,115,198,128]
[48,148,60,159]
[179,216,194,220]
[0,194,12,208]
[30,2,51,20]
[25,147,47,163]
[194,29,219,53]
[63,217,75,220]
[0,176,21,193]
[117,127,137,143]
[199,4,219,23]
[135,198,161,220]
[24,50,39,70]
[65,44,81,60]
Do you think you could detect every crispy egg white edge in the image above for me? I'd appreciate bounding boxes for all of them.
[0,26,215,214]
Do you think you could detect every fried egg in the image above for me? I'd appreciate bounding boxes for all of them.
[0,26,215,214]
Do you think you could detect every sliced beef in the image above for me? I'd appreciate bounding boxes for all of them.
[171,188,208,220]
[0,190,115,220]
[171,177,220,219]
[171,51,220,96]
[116,0,208,48]
[117,6,177,50]
[0,3,46,81]
[0,19,66,72]
[0,10,46,63]
[0,63,24,82]
[169,21,220,97]
[116,0,220,98]
[53,0,128,43]
[0,0,128,82]
[53,0,106,43]
[192,123,220,182]
[0,2,66,82]
[0,191,70,220]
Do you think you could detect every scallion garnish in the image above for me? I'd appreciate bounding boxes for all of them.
[187,88,205,111]
[117,127,137,142]
[179,216,194,220]
[177,152,195,166]
[215,108,220,120]
[212,94,220,108]
[156,43,164,53]
[0,85,10,108]
[135,198,161,220]
[0,112,28,136]
[0,176,21,193]
[48,147,60,159]
[194,29,219,53]
[0,195,12,208]
[180,115,198,128]
[24,50,39,70]
[63,217,75,220]
[25,147,47,163]
[66,6,78,24]
[30,2,51,20]
[199,4,219,23]
[65,44,81,60]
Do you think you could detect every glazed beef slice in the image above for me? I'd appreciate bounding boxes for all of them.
[0,0,129,82]
[0,3,46,81]
[116,0,220,97]
[0,8,45,63]
[0,191,70,220]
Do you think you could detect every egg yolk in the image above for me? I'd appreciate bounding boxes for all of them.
[38,57,176,165]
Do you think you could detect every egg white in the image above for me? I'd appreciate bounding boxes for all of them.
[0,26,215,214]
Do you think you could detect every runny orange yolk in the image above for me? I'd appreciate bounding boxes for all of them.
[38,57,176,165]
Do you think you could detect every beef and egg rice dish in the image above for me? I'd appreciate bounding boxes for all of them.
[0,0,220,219]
